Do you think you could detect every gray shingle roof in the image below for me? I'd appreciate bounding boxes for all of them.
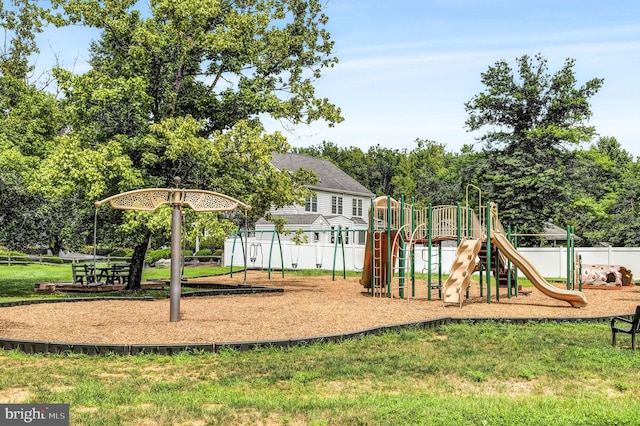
[271,152,374,197]
[256,214,325,226]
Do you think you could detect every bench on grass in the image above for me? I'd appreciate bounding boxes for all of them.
[110,263,130,285]
[611,305,640,350]
[72,264,92,284]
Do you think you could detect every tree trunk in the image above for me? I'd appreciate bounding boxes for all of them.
[126,236,149,291]
[52,238,62,257]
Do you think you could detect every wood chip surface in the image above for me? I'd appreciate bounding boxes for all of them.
[1,271,639,345]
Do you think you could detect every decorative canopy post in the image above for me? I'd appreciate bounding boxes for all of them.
[95,179,251,322]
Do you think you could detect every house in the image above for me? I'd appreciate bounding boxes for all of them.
[255,152,375,246]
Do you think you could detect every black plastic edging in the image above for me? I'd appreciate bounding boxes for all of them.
[0,303,634,356]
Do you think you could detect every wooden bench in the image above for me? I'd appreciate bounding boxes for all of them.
[611,305,640,350]
[110,263,130,285]
[72,264,90,284]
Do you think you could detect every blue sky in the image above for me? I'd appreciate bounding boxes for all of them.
[34,0,640,157]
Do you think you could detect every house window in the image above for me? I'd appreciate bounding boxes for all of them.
[332,196,343,214]
[313,232,320,243]
[352,199,362,217]
[305,196,317,212]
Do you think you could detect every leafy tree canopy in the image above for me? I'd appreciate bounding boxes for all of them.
[465,53,603,155]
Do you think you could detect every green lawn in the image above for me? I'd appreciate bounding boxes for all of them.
[0,264,237,301]
[1,265,638,425]
[1,323,638,425]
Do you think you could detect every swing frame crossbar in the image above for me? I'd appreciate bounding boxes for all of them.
[229,227,363,280]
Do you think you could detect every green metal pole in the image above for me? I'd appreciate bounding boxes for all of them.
[427,203,433,301]
[486,201,492,304]
[387,195,392,298]
[332,225,340,281]
[507,225,512,298]
[566,225,571,290]
[277,232,284,278]
[495,237,500,302]
[513,226,519,297]
[438,241,443,290]
[411,197,416,298]
[267,231,276,279]
[341,227,346,279]
[399,195,405,299]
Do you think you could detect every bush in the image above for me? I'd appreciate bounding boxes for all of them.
[199,236,222,251]
[146,248,171,266]
[195,248,213,262]
[82,246,113,256]
[109,248,134,258]
[24,246,48,255]
[0,250,29,261]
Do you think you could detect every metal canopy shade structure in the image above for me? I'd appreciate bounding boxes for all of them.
[95,188,251,212]
[95,184,251,322]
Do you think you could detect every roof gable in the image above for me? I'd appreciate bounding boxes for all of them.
[271,152,374,197]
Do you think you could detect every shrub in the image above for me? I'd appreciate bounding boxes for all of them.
[109,248,134,258]
[82,246,113,256]
[195,248,213,262]
[24,246,48,255]
[146,248,171,266]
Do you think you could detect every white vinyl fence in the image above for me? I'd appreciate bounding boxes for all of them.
[224,237,640,281]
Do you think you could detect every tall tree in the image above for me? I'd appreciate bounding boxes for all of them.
[0,0,67,252]
[465,53,603,154]
[566,137,635,245]
[42,0,342,289]
[464,54,604,237]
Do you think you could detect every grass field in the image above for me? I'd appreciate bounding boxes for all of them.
[1,265,639,425]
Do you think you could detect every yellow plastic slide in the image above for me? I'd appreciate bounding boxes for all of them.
[492,232,588,308]
[443,238,483,307]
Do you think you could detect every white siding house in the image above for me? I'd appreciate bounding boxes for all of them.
[257,152,374,244]
[225,152,375,270]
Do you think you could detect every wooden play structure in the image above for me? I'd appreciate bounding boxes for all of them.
[359,188,588,308]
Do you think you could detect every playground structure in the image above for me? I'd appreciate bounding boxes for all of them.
[582,264,634,288]
[359,189,588,308]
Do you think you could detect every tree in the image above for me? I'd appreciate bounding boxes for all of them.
[465,53,603,154]
[42,0,342,289]
[390,138,463,205]
[0,0,68,252]
[464,54,604,237]
[562,137,638,246]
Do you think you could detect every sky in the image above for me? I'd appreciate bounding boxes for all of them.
[33,0,640,157]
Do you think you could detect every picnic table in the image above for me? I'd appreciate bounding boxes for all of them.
[73,263,131,285]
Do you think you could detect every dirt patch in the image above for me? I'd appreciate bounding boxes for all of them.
[0,271,638,345]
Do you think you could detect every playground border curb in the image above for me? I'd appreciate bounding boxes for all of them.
[0,308,632,356]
